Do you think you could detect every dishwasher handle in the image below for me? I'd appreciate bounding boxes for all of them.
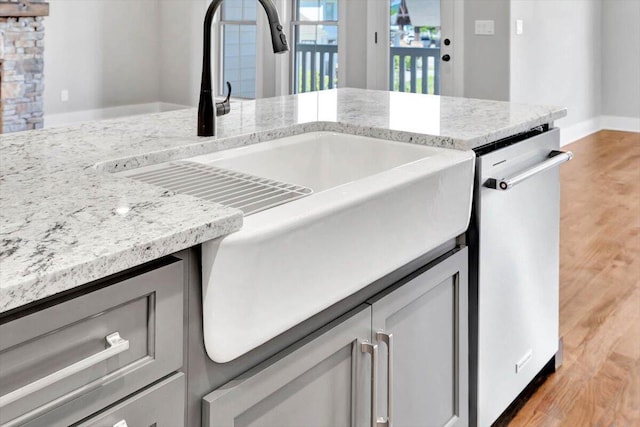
[486,150,573,191]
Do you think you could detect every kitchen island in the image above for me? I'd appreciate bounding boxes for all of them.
[0,88,566,427]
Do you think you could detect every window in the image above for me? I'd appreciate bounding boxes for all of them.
[220,0,257,99]
[292,0,339,93]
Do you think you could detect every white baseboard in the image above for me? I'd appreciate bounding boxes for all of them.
[601,115,640,133]
[44,102,189,129]
[560,117,602,147]
[560,115,640,146]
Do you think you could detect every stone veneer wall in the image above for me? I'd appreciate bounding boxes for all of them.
[0,16,45,133]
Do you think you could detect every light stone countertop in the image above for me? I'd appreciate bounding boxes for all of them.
[0,88,566,313]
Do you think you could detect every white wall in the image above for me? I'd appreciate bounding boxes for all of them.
[510,0,602,129]
[44,0,162,116]
[158,0,206,107]
[342,0,368,89]
[463,0,511,101]
[43,0,289,121]
[602,0,640,119]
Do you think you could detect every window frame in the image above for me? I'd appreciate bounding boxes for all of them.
[214,0,346,98]
[217,2,259,99]
[290,0,341,94]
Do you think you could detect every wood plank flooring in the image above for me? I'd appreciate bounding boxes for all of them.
[508,130,640,426]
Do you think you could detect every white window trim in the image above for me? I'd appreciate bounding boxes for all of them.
[289,0,343,94]
[274,0,291,96]
[216,5,258,99]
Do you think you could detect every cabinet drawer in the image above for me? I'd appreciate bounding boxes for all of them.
[75,373,185,427]
[0,257,184,426]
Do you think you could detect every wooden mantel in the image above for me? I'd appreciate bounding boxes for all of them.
[0,1,49,17]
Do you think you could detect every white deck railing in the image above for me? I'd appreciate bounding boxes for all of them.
[294,44,440,95]
[390,46,441,95]
[295,43,338,93]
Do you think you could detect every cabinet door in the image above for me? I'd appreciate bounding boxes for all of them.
[203,306,372,427]
[370,249,468,427]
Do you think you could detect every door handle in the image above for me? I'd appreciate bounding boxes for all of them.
[376,331,393,427]
[486,150,573,191]
[0,332,129,407]
[442,54,451,62]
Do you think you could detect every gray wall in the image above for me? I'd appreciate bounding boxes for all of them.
[463,0,511,101]
[44,0,161,115]
[510,0,603,128]
[602,0,640,119]
[465,0,638,128]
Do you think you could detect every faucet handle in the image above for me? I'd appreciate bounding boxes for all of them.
[216,81,232,117]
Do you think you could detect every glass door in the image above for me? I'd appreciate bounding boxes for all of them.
[390,0,442,95]
[367,0,459,96]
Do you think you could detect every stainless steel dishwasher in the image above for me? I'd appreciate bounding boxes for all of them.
[467,127,573,426]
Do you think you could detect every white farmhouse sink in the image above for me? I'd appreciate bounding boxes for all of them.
[187,132,475,362]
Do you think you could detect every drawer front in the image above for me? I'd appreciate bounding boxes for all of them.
[75,373,185,427]
[0,258,184,426]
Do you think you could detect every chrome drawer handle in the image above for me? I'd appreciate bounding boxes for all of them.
[0,332,129,407]
[361,341,378,427]
[376,331,393,427]
[361,341,388,427]
[487,150,573,191]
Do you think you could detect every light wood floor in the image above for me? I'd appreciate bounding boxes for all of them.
[508,130,640,426]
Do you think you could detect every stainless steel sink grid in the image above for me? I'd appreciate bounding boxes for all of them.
[126,161,312,215]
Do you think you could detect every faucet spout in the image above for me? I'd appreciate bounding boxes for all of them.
[258,0,289,54]
[198,0,289,137]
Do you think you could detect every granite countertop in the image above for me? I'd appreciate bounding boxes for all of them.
[0,88,567,314]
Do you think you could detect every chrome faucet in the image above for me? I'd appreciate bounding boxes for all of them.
[198,0,289,137]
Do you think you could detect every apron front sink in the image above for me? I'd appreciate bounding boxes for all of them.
[194,132,475,362]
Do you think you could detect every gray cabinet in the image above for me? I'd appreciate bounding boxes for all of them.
[1,246,466,427]
[75,373,185,427]
[370,248,468,427]
[204,248,468,427]
[0,257,185,427]
[203,306,372,427]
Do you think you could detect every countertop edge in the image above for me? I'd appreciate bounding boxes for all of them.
[0,210,243,314]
